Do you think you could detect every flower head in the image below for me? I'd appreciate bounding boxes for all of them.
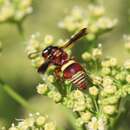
[0,0,33,23]
[7,113,57,130]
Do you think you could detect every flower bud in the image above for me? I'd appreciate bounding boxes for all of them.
[101,60,111,68]
[124,60,130,69]
[109,58,117,67]
[73,100,86,111]
[96,17,117,29]
[126,75,130,83]
[47,75,54,83]
[73,90,84,99]
[104,85,117,94]
[36,116,46,126]
[103,105,116,115]
[48,91,62,103]
[100,90,108,97]
[44,122,56,130]
[92,75,102,85]
[101,67,111,75]
[64,80,71,85]
[9,124,18,130]
[89,86,99,96]
[71,6,82,19]
[125,42,130,51]
[88,5,105,17]
[101,96,119,105]
[85,96,93,109]
[82,52,92,61]
[115,72,126,81]
[75,118,84,127]
[37,84,48,95]
[92,48,102,59]
[72,91,86,111]
[103,76,113,87]
[81,111,92,123]
[23,117,35,128]
[120,85,128,97]
[64,98,74,109]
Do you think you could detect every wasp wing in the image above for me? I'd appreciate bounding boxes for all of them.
[38,60,50,74]
[61,28,88,49]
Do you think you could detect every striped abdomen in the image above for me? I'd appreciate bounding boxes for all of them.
[61,60,87,89]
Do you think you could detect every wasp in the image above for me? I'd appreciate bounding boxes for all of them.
[30,28,90,89]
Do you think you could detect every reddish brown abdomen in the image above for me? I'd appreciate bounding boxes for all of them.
[63,63,86,89]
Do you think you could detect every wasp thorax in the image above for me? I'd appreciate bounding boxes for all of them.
[42,45,68,65]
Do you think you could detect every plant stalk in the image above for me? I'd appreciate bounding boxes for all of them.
[0,81,35,112]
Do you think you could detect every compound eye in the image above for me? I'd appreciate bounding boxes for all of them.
[42,46,53,58]
[42,49,48,58]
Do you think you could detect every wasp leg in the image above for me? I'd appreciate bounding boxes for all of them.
[54,67,63,80]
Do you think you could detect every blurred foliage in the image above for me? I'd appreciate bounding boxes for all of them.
[0,0,130,130]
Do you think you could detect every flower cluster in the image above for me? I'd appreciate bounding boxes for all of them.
[25,3,130,130]
[2,113,57,130]
[59,4,117,41]
[0,0,33,23]
[26,31,130,130]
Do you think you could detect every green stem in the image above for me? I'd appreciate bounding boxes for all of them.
[92,96,99,114]
[16,21,25,40]
[82,124,86,130]
[0,81,35,112]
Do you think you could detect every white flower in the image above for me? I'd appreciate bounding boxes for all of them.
[36,116,46,126]
[37,83,48,94]
[124,60,130,69]
[48,91,62,102]
[109,58,117,67]
[0,1,14,22]
[88,5,105,17]
[92,76,102,85]
[92,48,102,59]
[103,76,113,87]
[103,105,116,115]
[47,75,54,83]
[71,90,86,111]
[87,117,106,130]
[81,111,92,123]
[103,85,117,94]
[126,75,130,83]
[96,17,117,29]
[82,52,92,61]
[73,90,84,99]
[89,86,99,96]
[0,0,33,22]
[7,113,57,130]
[44,122,56,130]
[9,124,18,130]
[71,6,83,19]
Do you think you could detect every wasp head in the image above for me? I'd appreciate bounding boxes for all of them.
[42,45,54,58]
